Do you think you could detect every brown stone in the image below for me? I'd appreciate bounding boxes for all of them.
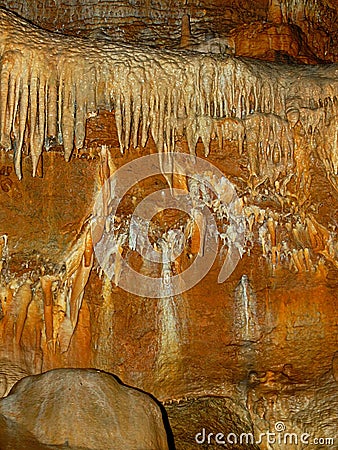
[333,352,338,383]
[0,2,337,449]
[0,368,169,450]
[0,360,30,398]
[231,22,319,63]
[165,396,259,449]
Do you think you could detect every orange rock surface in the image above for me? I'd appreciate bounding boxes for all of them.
[0,2,337,449]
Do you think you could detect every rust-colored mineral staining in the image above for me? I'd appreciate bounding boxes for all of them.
[0,1,337,449]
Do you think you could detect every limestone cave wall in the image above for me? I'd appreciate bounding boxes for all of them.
[0,1,337,449]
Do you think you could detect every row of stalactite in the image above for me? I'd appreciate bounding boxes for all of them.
[0,163,336,366]
[0,7,337,193]
[0,6,338,377]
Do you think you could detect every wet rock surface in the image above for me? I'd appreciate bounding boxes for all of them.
[0,1,337,449]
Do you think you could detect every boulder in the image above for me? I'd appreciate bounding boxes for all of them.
[0,368,169,450]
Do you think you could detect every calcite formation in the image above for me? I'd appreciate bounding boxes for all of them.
[0,1,336,62]
[0,2,337,449]
[0,7,337,182]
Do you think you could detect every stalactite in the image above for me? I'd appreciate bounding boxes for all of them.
[69,252,93,328]
[244,112,294,185]
[40,275,56,347]
[13,280,32,346]
[0,227,96,360]
[180,14,191,49]
[0,6,338,371]
[212,117,245,154]
[99,145,111,219]
[0,7,337,184]
[61,226,94,329]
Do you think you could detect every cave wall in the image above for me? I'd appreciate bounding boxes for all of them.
[0,2,337,449]
[0,0,337,61]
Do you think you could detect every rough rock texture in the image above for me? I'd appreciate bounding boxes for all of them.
[0,1,336,62]
[230,22,321,64]
[0,368,169,450]
[1,8,337,181]
[165,396,259,449]
[0,1,337,449]
[333,352,338,383]
[0,359,30,397]
[246,368,338,449]
[0,414,85,450]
